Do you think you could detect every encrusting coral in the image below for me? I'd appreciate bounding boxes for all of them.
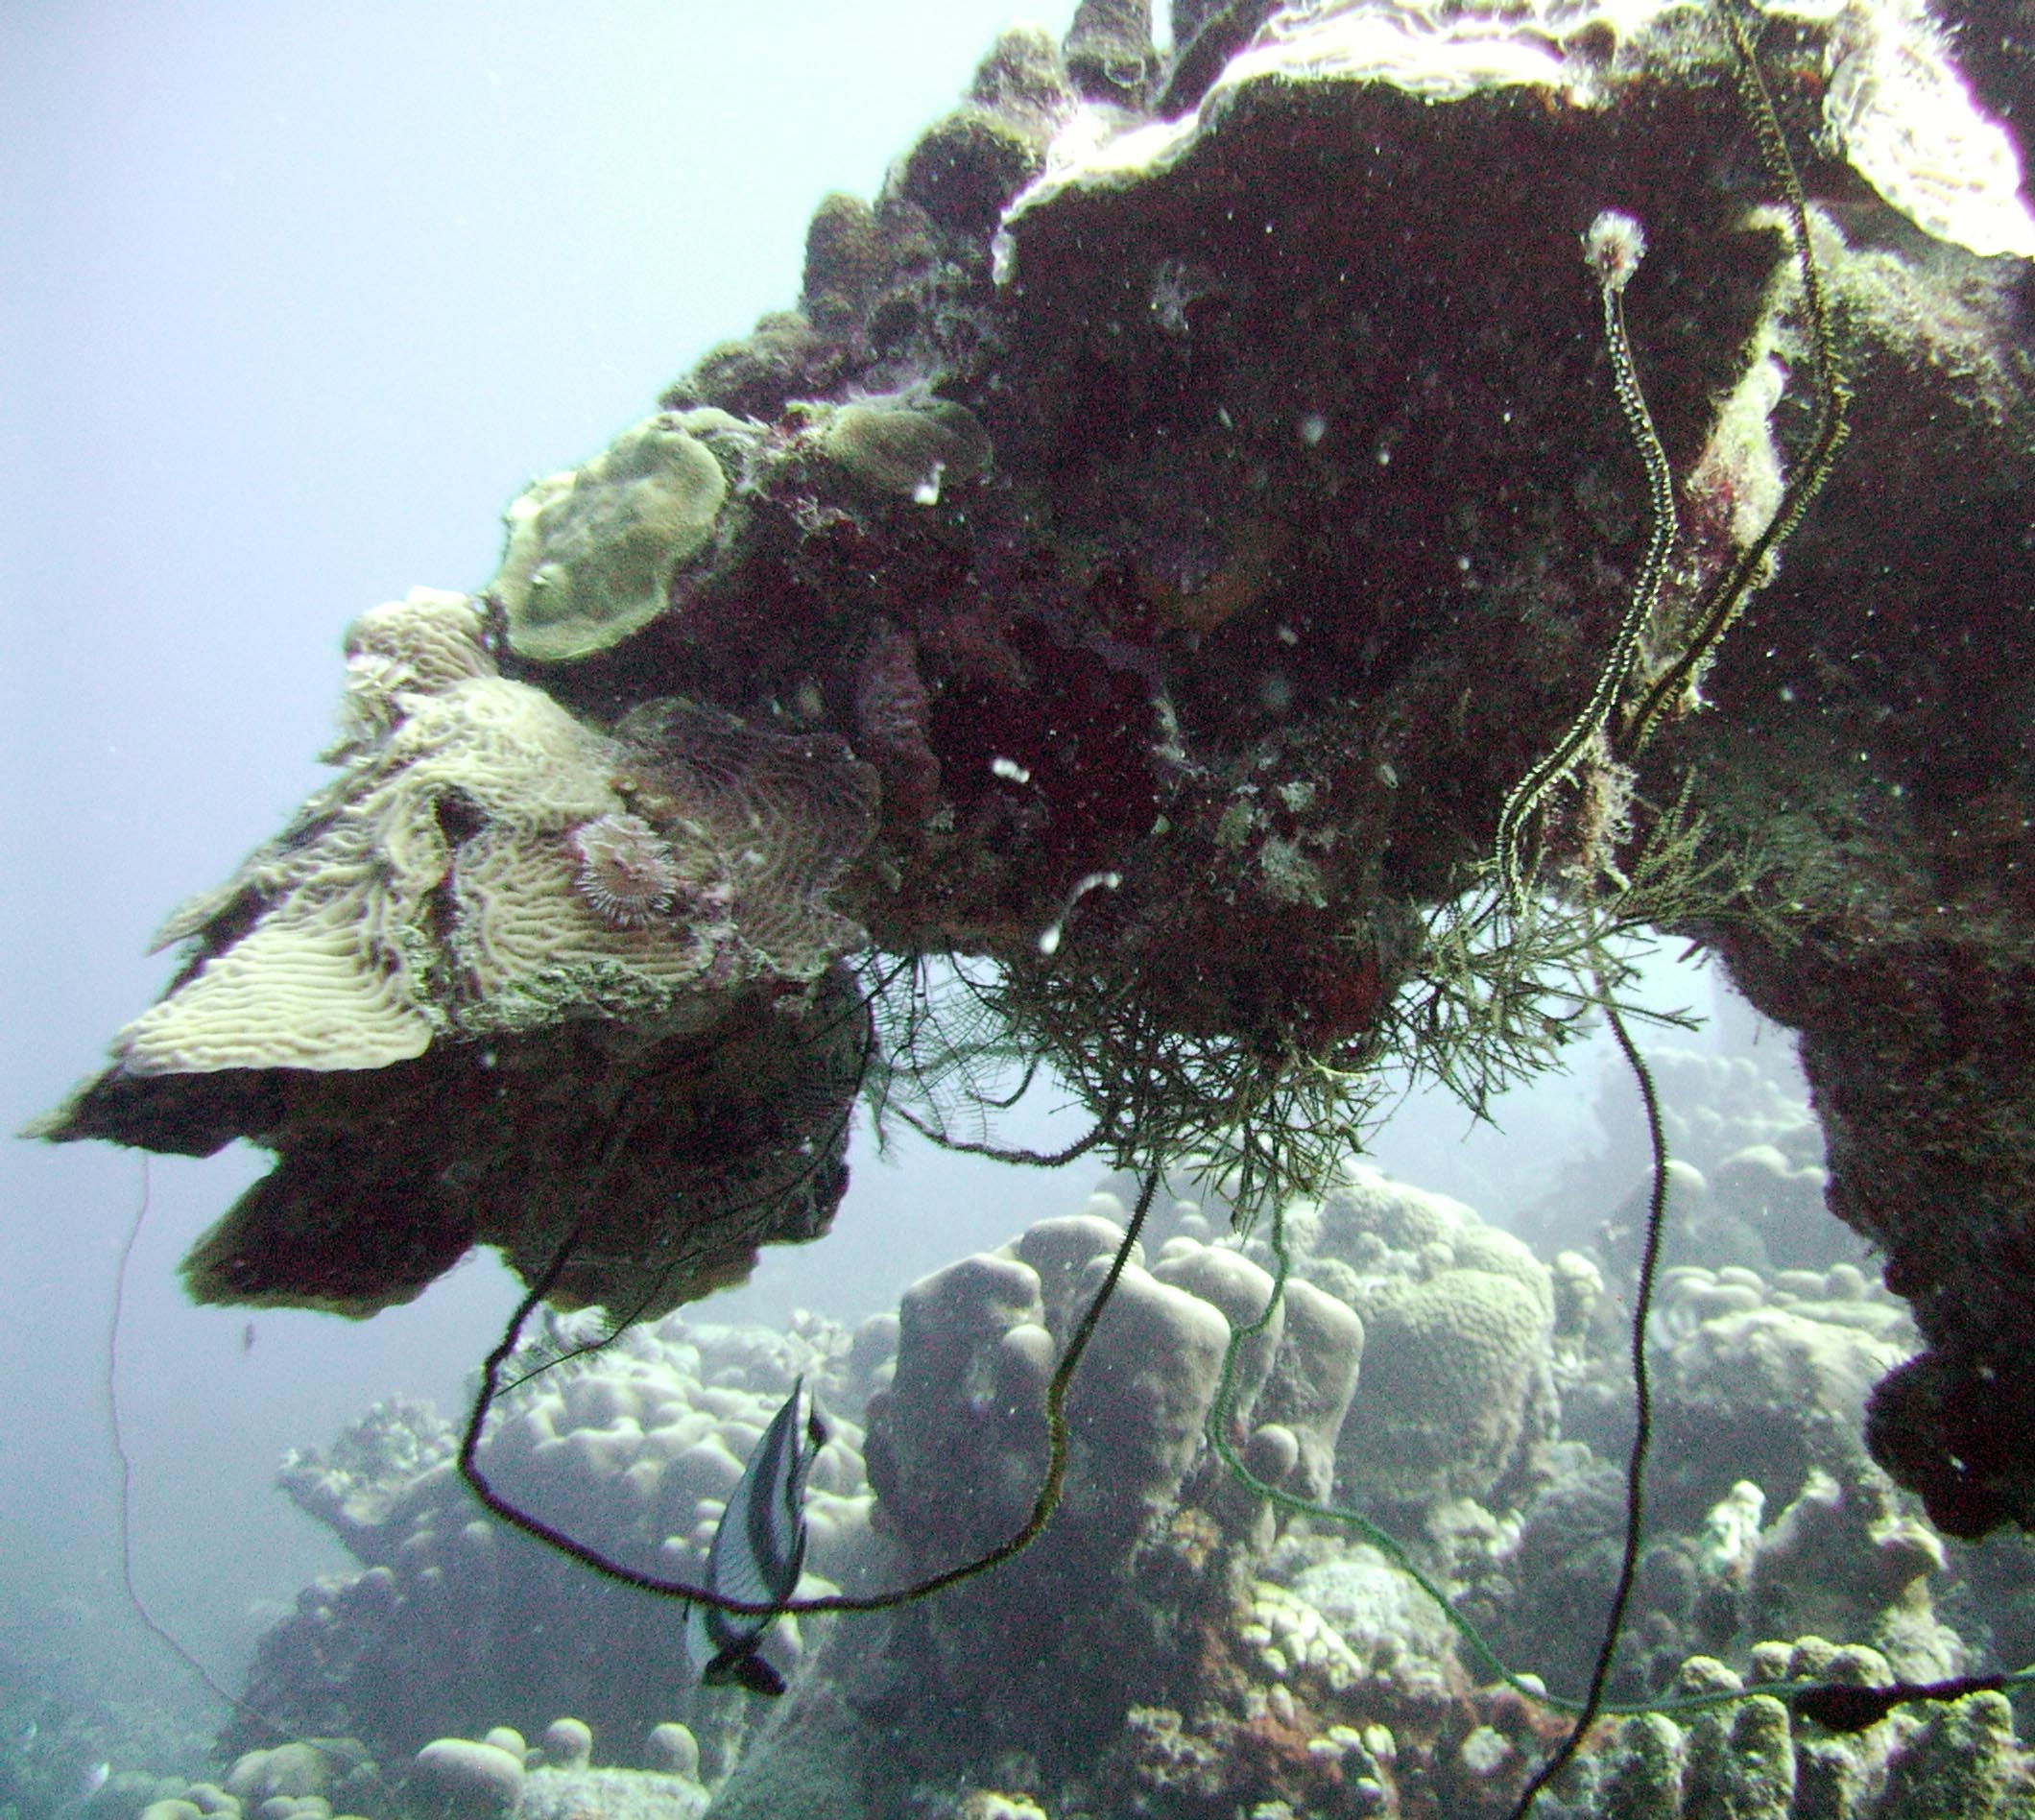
[33,594,878,1315]
[101,593,876,1066]
[491,416,730,663]
[33,0,2035,1563]
[815,392,993,502]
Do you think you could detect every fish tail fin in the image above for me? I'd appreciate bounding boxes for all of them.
[704,1647,787,1697]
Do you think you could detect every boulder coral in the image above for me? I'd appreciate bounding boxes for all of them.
[1567,1654,2035,1820]
[1298,1165,1557,1509]
[221,1160,2035,1820]
[1651,1276,1918,1528]
[236,1314,873,1763]
[716,1206,1363,1808]
[410,1738,524,1820]
[32,0,2035,1542]
[410,1724,708,1820]
[117,1740,384,1820]
[1528,1038,1849,1277]
[1335,1267,1553,1507]
[1476,1250,1948,1704]
[860,1209,1239,1581]
[129,1721,711,1820]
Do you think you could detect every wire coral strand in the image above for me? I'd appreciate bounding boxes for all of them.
[1501,990,1669,1818]
[1204,1050,2035,1757]
[458,1164,1161,1620]
[1196,994,1677,1765]
[109,1162,247,1712]
[1205,1200,1531,1688]
[1617,0,1849,756]
[1493,214,1678,909]
[107,1162,402,1775]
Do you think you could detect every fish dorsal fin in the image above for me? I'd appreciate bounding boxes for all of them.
[707,1378,814,1608]
[687,1377,824,1691]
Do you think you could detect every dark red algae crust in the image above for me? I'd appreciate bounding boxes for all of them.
[31,0,2035,1539]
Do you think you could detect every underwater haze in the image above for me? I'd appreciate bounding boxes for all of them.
[6,3,2035,1820]
[2,0,1083,1757]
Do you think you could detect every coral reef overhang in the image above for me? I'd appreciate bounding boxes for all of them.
[31,0,2035,1533]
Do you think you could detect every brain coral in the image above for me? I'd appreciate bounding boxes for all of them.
[1336,1267,1553,1506]
[608,697,877,982]
[1308,1165,1555,1507]
[119,668,614,1074]
[325,586,495,758]
[565,813,689,929]
[33,595,879,1316]
[101,609,758,1074]
[491,416,728,662]
[837,1201,1375,1744]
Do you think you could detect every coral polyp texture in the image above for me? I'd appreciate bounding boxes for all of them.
[34,0,2035,1538]
[1260,1165,1557,1510]
[491,416,730,663]
[33,591,876,1315]
[239,1313,874,1765]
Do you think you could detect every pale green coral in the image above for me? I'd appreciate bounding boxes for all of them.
[1317,1163,1464,1256]
[1334,1267,1551,1503]
[491,417,728,662]
[1591,1712,1686,1820]
[1298,1165,1556,1502]
[1234,1581,1363,1693]
[1880,1692,2025,1820]
[819,394,992,501]
[88,603,861,1082]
